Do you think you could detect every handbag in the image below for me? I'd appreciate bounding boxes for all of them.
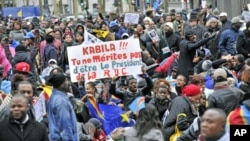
[169,113,187,141]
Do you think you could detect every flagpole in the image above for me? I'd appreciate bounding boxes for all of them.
[39,0,43,20]
[73,0,79,19]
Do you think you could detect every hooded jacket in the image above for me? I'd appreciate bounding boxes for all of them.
[75,23,84,33]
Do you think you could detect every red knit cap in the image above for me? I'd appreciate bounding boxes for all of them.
[181,84,201,96]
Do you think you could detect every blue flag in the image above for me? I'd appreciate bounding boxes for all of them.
[129,96,146,115]
[87,101,135,135]
[110,95,122,104]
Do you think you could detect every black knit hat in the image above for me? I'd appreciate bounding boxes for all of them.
[185,28,196,38]
[48,73,67,88]
[15,44,27,52]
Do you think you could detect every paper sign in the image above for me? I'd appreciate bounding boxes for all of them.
[147,29,160,41]
[248,4,250,13]
[162,46,170,54]
[202,0,207,8]
[67,39,143,82]
[33,93,46,122]
[124,13,140,24]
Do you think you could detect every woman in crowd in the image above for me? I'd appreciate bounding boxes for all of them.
[60,32,75,71]
[75,31,84,45]
[123,104,164,141]
[81,81,105,103]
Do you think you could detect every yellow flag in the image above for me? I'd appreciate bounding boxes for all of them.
[17,10,22,17]
[93,29,109,38]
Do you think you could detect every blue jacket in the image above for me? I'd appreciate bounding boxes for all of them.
[218,27,242,55]
[115,26,128,40]
[43,44,58,68]
[48,89,79,141]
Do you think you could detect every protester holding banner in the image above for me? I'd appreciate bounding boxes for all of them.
[109,67,153,112]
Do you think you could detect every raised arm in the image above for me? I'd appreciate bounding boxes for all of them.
[109,77,124,100]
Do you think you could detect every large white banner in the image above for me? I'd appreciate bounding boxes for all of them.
[67,39,142,82]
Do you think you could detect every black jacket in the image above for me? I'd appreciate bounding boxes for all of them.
[0,117,48,141]
[236,29,250,58]
[164,31,181,52]
[238,82,250,103]
[149,94,176,120]
[177,37,211,81]
[176,117,201,141]
[207,86,245,115]
[204,26,222,57]
[109,77,153,111]
[163,96,198,140]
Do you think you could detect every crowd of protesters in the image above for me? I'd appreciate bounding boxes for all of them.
[0,3,250,141]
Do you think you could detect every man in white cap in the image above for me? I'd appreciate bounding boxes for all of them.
[219,12,231,31]
[163,22,181,52]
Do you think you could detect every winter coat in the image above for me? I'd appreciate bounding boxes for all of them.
[9,29,26,42]
[221,20,231,32]
[239,82,250,102]
[204,26,222,56]
[236,29,250,58]
[123,127,164,141]
[77,122,93,141]
[176,117,201,141]
[163,96,198,140]
[40,38,62,55]
[207,84,244,115]
[177,37,211,81]
[43,43,58,69]
[0,117,48,141]
[60,41,76,70]
[0,45,15,77]
[218,27,242,55]
[48,89,79,141]
[185,25,206,41]
[163,31,181,51]
[149,93,176,120]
